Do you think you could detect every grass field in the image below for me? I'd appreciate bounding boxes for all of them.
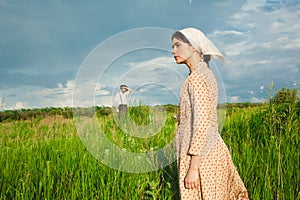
[0,102,299,199]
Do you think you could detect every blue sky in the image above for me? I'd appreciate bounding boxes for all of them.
[0,0,299,109]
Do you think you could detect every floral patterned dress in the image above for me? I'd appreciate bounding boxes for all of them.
[176,62,249,199]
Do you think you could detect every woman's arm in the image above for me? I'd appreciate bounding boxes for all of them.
[184,76,212,189]
[184,155,201,189]
[187,78,212,156]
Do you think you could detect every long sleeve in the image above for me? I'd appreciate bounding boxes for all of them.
[187,77,212,156]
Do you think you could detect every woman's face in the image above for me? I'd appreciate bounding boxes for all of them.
[172,37,194,64]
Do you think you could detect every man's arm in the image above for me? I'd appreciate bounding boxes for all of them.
[127,87,132,93]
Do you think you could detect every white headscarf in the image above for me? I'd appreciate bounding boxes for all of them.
[179,28,225,63]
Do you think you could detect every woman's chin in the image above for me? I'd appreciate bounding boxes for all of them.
[173,57,185,64]
[176,60,185,64]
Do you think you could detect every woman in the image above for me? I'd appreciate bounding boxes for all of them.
[172,28,249,199]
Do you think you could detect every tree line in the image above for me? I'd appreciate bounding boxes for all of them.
[0,88,299,122]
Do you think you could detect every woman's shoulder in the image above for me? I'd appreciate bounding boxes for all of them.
[187,72,207,90]
[188,70,205,83]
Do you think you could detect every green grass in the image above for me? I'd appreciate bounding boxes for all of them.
[0,102,299,199]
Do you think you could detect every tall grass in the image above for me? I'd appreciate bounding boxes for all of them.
[0,102,299,199]
[223,101,299,200]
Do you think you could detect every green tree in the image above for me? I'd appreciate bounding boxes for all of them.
[272,87,299,104]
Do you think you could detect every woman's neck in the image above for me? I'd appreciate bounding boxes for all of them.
[186,53,205,74]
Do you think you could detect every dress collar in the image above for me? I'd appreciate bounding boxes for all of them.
[188,61,208,76]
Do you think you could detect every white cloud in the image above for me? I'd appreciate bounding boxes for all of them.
[111,56,186,95]
[224,41,257,56]
[27,80,75,108]
[248,90,254,95]
[261,37,300,50]
[251,97,265,103]
[125,56,175,69]
[137,88,148,93]
[230,96,240,102]
[1,80,111,109]
[240,0,265,12]
[210,0,300,102]
[285,40,300,50]
[73,79,114,107]
[10,101,27,110]
[212,30,243,37]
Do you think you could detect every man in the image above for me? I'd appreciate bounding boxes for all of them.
[114,84,132,113]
